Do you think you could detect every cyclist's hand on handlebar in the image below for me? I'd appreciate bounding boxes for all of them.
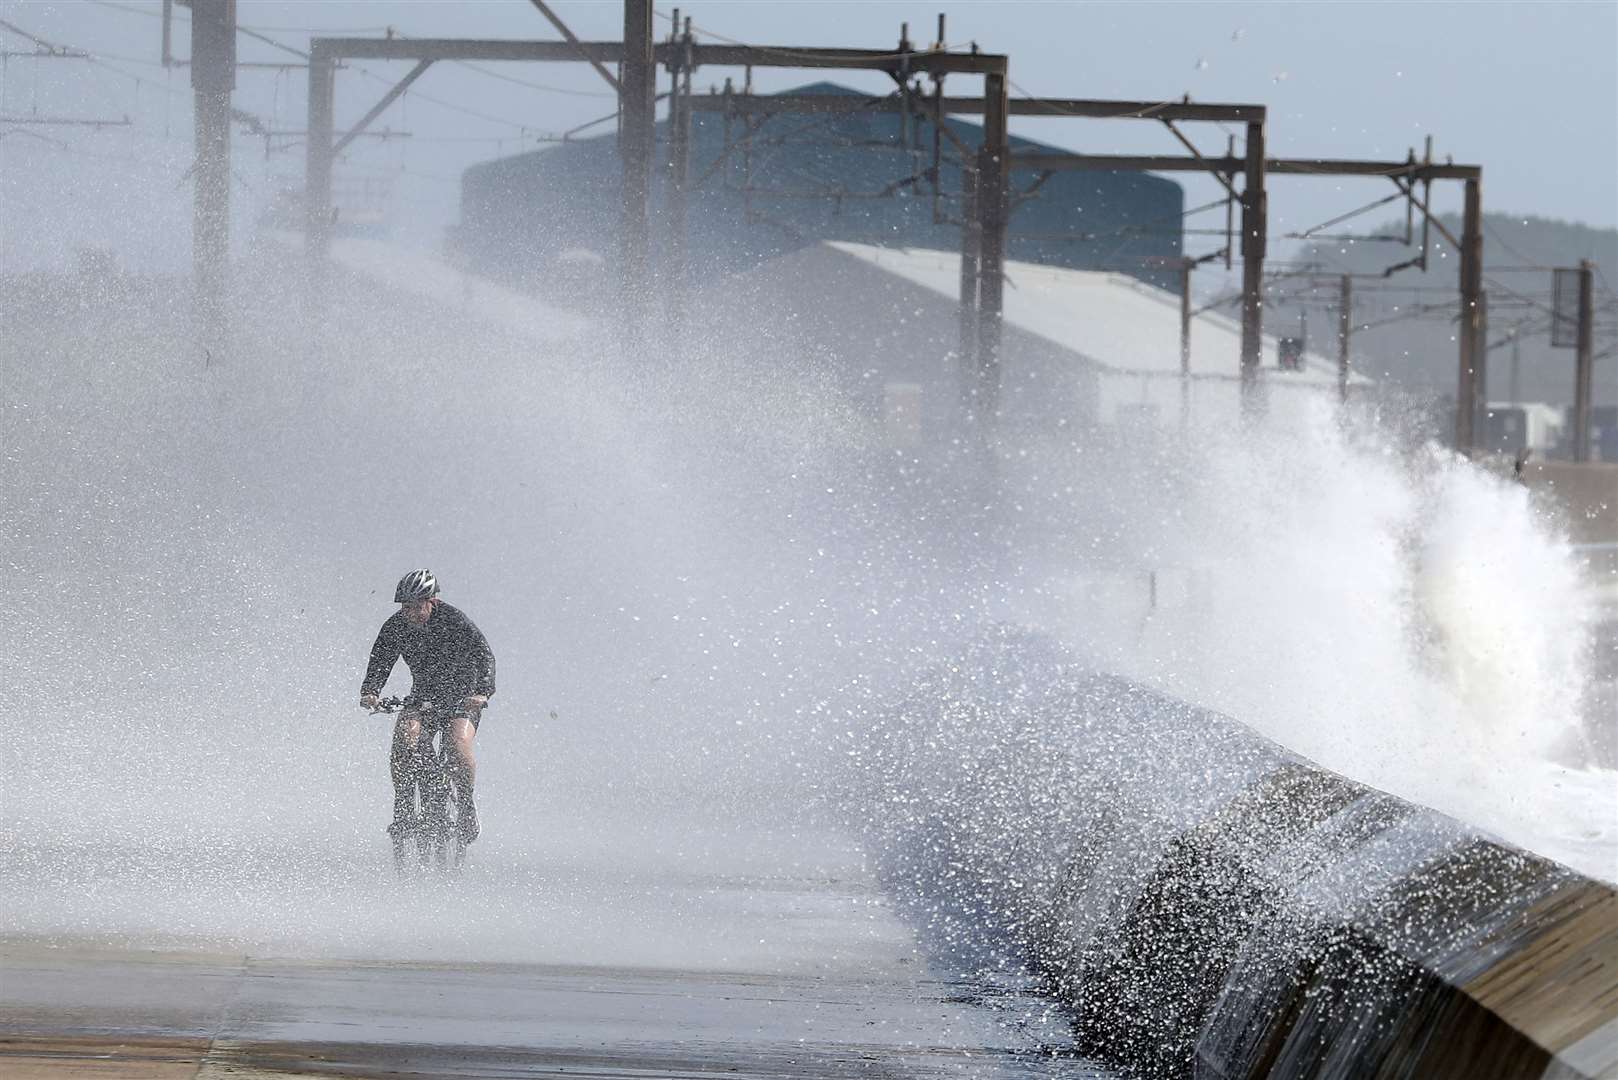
[360,693,380,712]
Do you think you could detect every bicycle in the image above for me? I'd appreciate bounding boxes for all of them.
[369,696,475,874]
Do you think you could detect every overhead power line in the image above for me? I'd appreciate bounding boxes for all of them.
[0,16,67,52]
[655,4,971,63]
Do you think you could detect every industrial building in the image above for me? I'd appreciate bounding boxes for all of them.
[699,241,1363,453]
[1483,402,1618,462]
[456,82,1186,294]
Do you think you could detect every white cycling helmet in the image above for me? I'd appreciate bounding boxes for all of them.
[394,569,439,603]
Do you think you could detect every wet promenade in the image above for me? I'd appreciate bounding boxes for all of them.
[0,823,1112,1079]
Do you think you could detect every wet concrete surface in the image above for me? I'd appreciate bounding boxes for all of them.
[0,942,1109,1078]
[0,821,1114,1079]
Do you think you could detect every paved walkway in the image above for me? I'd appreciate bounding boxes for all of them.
[0,822,1113,1079]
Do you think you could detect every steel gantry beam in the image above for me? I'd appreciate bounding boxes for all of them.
[687,94,1262,122]
[304,36,1009,72]
[1005,152,1478,180]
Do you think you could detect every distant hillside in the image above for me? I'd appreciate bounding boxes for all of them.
[1278,214,1616,407]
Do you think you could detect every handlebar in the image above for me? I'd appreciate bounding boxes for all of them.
[367,696,484,716]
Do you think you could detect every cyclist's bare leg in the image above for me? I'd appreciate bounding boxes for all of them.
[447,710,480,842]
[448,715,477,784]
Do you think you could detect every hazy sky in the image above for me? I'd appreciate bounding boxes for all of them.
[2,1,1614,274]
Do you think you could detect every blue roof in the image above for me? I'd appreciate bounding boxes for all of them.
[458,82,1186,291]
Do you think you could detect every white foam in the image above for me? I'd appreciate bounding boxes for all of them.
[1030,395,1614,882]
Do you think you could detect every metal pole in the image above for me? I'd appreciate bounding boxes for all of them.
[1456,177,1484,454]
[1476,289,1489,443]
[1573,259,1595,462]
[896,23,912,150]
[1509,329,1521,406]
[930,14,944,224]
[1180,258,1192,426]
[958,166,979,415]
[974,70,1010,430]
[666,20,692,352]
[161,0,173,67]
[1419,135,1433,270]
[740,102,754,221]
[1337,274,1351,404]
[620,0,656,356]
[1224,135,1235,271]
[190,0,235,351]
[304,45,335,275]
[1239,119,1266,412]
[193,89,231,338]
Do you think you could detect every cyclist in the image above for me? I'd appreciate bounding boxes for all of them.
[360,569,496,844]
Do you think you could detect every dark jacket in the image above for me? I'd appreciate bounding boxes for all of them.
[362,601,496,703]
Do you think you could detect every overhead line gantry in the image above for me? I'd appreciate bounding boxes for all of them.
[303,19,1010,417]
[303,12,1487,450]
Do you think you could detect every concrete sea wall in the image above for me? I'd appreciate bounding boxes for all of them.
[845,629,1617,1078]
